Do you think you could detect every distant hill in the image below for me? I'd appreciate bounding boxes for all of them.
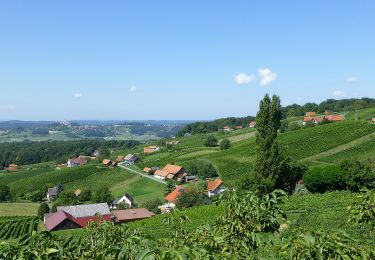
[178,97,375,136]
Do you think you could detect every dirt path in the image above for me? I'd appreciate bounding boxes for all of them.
[118,163,166,184]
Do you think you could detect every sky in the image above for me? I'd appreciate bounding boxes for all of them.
[0,1,374,121]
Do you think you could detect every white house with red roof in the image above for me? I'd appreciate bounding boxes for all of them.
[207,178,226,197]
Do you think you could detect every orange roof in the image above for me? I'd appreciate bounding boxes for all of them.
[325,114,344,121]
[249,121,256,126]
[154,170,169,177]
[207,178,224,191]
[102,159,112,165]
[143,167,151,173]
[162,164,183,175]
[164,186,187,203]
[305,112,316,116]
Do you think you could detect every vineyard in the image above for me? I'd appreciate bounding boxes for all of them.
[319,137,375,163]
[0,216,39,240]
[279,121,375,160]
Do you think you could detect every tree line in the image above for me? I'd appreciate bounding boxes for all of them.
[0,139,139,169]
[177,116,256,136]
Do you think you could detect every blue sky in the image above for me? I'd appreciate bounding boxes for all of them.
[0,1,374,120]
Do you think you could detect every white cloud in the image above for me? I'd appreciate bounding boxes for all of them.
[129,85,137,92]
[258,68,278,86]
[73,93,82,98]
[332,90,348,98]
[345,76,359,83]
[234,73,256,85]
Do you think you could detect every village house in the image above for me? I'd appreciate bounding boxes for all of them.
[223,126,232,132]
[102,159,112,166]
[112,208,154,223]
[44,203,112,231]
[124,154,138,165]
[372,118,375,124]
[67,158,87,167]
[160,185,187,213]
[144,146,160,154]
[303,116,323,125]
[249,121,256,128]
[143,167,152,173]
[207,178,226,197]
[325,114,344,122]
[235,125,243,129]
[46,186,60,202]
[161,164,185,180]
[111,193,134,209]
[74,189,81,197]
[154,169,169,180]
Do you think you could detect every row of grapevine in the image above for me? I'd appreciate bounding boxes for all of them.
[0,217,39,240]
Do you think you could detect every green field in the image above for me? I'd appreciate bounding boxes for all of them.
[0,203,39,216]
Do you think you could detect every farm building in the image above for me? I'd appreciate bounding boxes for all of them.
[44,203,112,231]
[165,185,187,203]
[249,121,256,128]
[166,140,180,145]
[102,159,112,166]
[303,116,323,125]
[223,126,232,132]
[116,156,125,162]
[112,208,154,223]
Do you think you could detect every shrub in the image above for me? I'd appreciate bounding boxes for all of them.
[37,202,50,219]
[219,139,231,150]
[175,188,210,209]
[0,184,11,202]
[303,165,344,193]
[204,135,218,147]
[141,198,164,214]
[340,160,375,191]
[185,160,218,179]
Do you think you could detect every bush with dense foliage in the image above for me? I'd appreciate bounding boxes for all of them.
[185,160,218,179]
[0,184,11,201]
[340,160,375,191]
[204,135,218,147]
[92,186,113,204]
[303,165,344,193]
[37,202,50,220]
[141,198,164,214]
[175,188,210,209]
[219,139,231,150]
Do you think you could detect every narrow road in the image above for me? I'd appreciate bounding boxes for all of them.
[118,163,166,184]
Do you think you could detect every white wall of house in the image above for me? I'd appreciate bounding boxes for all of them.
[208,186,226,197]
[154,175,166,180]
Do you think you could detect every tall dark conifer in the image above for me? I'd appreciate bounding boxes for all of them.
[254,94,283,191]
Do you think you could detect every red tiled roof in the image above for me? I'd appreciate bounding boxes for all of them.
[249,121,256,126]
[162,164,183,175]
[207,178,224,192]
[325,114,344,121]
[164,186,187,203]
[143,167,151,173]
[154,170,169,177]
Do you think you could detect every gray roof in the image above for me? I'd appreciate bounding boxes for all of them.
[47,187,59,196]
[124,154,137,160]
[57,203,110,218]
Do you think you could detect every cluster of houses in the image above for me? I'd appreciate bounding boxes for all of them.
[159,177,226,213]
[143,164,197,182]
[101,153,139,167]
[223,121,256,132]
[303,111,344,126]
[44,202,155,231]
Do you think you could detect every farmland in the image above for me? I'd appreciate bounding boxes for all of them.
[0,203,39,216]
[0,216,39,240]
